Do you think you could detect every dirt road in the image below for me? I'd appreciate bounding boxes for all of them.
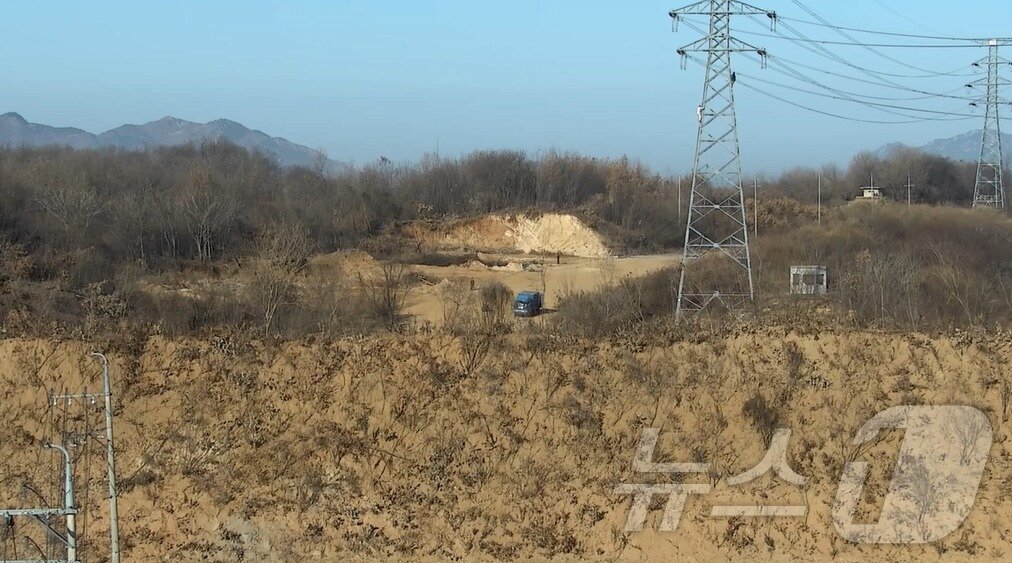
[405,253,679,324]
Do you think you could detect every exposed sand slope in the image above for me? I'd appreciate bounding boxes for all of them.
[1,327,1010,560]
[405,213,612,258]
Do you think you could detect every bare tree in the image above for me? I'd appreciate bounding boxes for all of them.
[33,175,101,247]
[178,167,240,261]
[245,222,311,337]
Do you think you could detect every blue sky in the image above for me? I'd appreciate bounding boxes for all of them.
[0,1,1009,174]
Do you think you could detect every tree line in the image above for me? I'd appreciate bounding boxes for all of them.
[0,139,995,337]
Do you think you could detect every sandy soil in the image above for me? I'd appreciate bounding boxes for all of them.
[0,326,1009,561]
[405,213,612,258]
[404,253,679,325]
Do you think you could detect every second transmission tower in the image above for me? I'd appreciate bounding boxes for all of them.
[670,0,776,315]
[971,39,1010,213]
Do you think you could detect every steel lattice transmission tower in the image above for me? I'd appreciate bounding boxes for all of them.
[670,1,775,315]
[971,39,1010,212]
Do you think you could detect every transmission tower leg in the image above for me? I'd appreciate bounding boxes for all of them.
[671,0,770,315]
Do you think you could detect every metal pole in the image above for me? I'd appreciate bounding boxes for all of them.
[907,173,912,207]
[817,171,822,225]
[753,177,758,238]
[90,353,120,563]
[43,443,75,563]
[677,176,682,221]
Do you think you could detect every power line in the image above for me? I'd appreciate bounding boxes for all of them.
[733,28,981,49]
[788,0,975,78]
[736,71,980,119]
[870,0,952,37]
[739,14,957,84]
[678,15,978,78]
[777,15,995,43]
[736,80,966,124]
[680,53,977,124]
[775,17,974,82]
[679,18,987,109]
[672,5,1005,131]
[758,55,977,112]
[768,53,978,94]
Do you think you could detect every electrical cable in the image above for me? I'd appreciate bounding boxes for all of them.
[736,71,981,119]
[672,6,1004,126]
[679,53,977,124]
[738,80,971,124]
[776,15,994,43]
[678,18,983,106]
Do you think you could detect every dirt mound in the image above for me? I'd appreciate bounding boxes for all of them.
[406,213,611,258]
[0,328,1009,560]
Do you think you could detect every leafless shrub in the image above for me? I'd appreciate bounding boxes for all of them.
[478,281,513,334]
[952,411,991,466]
[244,222,311,337]
[0,236,32,286]
[441,281,512,376]
[742,392,780,446]
[741,342,805,445]
[361,261,411,331]
[554,267,676,337]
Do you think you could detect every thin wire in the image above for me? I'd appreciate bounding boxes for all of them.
[787,0,980,77]
[870,0,953,37]
[733,28,981,49]
[778,15,993,43]
[763,57,974,103]
[679,18,981,103]
[777,18,971,81]
[769,56,1012,108]
[736,72,980,120]
[678,15,978,78]
[740,14,971,82]
[734,51,978,120]
[771,52,977,93]
[738,80,971,124]
[679,53,976,124]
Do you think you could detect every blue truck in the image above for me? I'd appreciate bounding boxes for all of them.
[513,291,543,317]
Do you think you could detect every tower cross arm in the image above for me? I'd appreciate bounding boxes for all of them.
[669,1,714,17]
[670,0,775,17]
[676,36,767,54]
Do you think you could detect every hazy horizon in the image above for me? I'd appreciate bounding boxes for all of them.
[1,0,1009,174]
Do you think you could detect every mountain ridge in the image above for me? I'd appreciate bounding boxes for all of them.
[876,129,1012,163]
[0,112,343,170]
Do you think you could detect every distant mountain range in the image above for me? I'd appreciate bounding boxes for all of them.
[876,130,1012,163]
[0,112,344,170]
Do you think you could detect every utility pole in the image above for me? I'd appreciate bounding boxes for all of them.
[677,176,682,221]
[971,38,1009,213]
[91,353,121,563]
[753,177,759,238]
[44,442,76,563]
[671,0,775,315]
[906,174,913,207]
[817,171,822,225]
